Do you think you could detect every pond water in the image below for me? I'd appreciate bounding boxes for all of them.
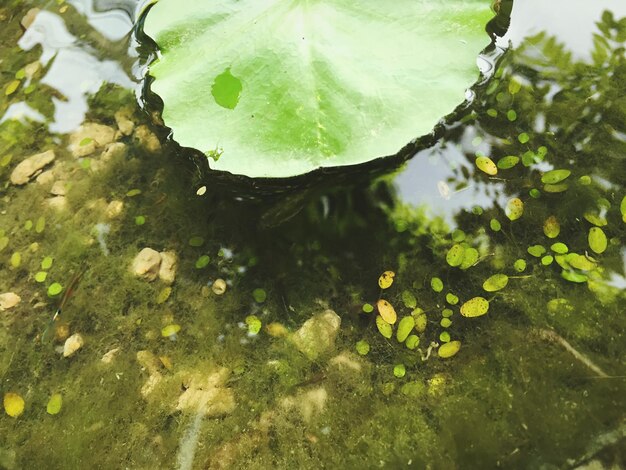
[1,1,625,469]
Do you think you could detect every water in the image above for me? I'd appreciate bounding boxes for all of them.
[0,1,624,469]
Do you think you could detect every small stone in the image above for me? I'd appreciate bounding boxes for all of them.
[10,150,55,185]
[63,333,84,357]
[0,292,21,311]
[36,170,54,185]
[134,125,161,153]
[101,347,120,364]
[136,350,161,376]
[175,367,235,416]
[114,109,135,136]
[50,180,67,196]
[291,309,341,360]
[46,196,67,212]
[100,142,127,162]
[55,324,70,342]
[106,200,124,219]
[68,123,116,158]
[21,8,39,29]
[280,387,327,422]
[212,279,227,295]
[158,251,177,285]
[131,248,162,281]
[329,351,362,372]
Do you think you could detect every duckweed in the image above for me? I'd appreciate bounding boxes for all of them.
[460,247,479,269]
[482,274,509,292]
[490,219,502,231]
[543,216,560,238]
[541,255,554,266]
[440,318,452,328]
[438,341,461,358]
[34,271,47,283]
[460,297,489,317]
[393,364,406,378]
[362,303,374,313]
[505,198,524,221]
[126,189,142,197]
[375,315,392,339]
[47,283,63,297]
[378,271,395,289]
[46,394,62,415]
[245,315,262,335]
[514,259,527,272]
[550,242,568,254]
[35,217,45,233]
[445,293,459,305]
[497,156,519,169]
[401,290,417,309]
[396,316,415,343]
[446,244,464,267]
[195,255,210,269]
[3,393,24,418]
[413,310,428,332]
[527,245,546,257]
[156,287,172,304]
[439,331,451,342]
[41,256,53,270]
[188,236,204,247]
[588,227,607,254]
[355,340,370,356]
[10,252,21,268]
[377,299,397,324]
[475,156,498,176]
[252,288,267,303]
[431,277,443,292]
[134,215,146,225]
[518,132,530,144]
[541,169,571,184]
[405,335,420,350]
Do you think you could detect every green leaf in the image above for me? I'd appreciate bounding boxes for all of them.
[46,394,63,415]
[143,0,494,178]
[396,316,415,343]
[460,297,489,317]
[621,196,626,223]
[588,227,607,254]
[476,156,498,176]
[541,169,571,184]
[497,156,520,169]
[430,277,444,293]
[482,274,509,292]
[376,315,393,339]
[446,244,465,267]
[438,340,461,358]
[505,198,524,221]
[401,290,417,309]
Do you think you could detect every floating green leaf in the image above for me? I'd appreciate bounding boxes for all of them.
[10,252,21,268]
[440,318,452,328]
[550,242,568,254]
[188,236,204,247]
[565,253,596,271]
[245,315,262,335]
[497,156,519,169]
[583,212,607,227]
[446,244,465,267]
[41,256,53,270]
[195,255,211,269]
[362,303,374,313]
[543,183,569,193]
[482,274,509,292]
[460,297,489,317]
[144,0,493,177]
[476,156,498,176]
[46,394,63,415]
[514,259,527,272]
[527,245,546,258]
[490,219,501,232]
[460,247,479,270]
[588,227,607,254]
[413,310,427,332]
[439,331,451,343]
[541,255,554,266]
[161,324,181,337]
[543,216,560,238]
[396,316,415,343]
[34,271,47,283]
[393,364,406,378]
[3,392,24,418]
[541,169,571,184]
[446,293,459,305]
[561,270,588,284]
[377,299,397,325]
[376,315,392,339]
[157,287,172,304]
[355,340,370,356]
[438,340,461,358]
[505,198,524,221]
[405,335,420,350]
[430,277,444,293]
[47,283,63,297]
[252,288,267,303]
[621,195,626,223]
[401,290,417,309]
[378,271,395,289]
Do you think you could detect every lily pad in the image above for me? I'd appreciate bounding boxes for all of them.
[378,271,395,290]
[143,0,494,178]
[476,156,498,176]
[460,296,489,317]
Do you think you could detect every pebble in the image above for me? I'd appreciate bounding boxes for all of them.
[175,367,235,416]
[131,248,162,281]
[35,170,54,185]
[105,200,124,219]
[46,196,67,212]
[20,8,39,29]
[280,387,327,422]
[114,109,135,136]
[10,150,55,185]
[100,142,127,162]
[63,333,84,357]
[291,309,341,360]
[101,347,120,364]
[68,123,116,158]
[0,292,21,311]
[134,125,161,153]
[158,251,177,285]
[50,180,67,196]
